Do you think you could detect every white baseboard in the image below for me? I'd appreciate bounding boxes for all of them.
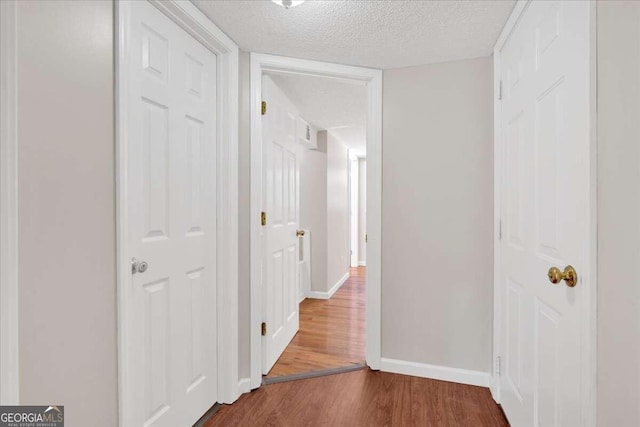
[238,377,251,394]
[328,271,350,297]
[358,261,366,267]
[380,358,491,388]
[305,271,350,300]
[490,376,500,402]
[305,290,328,299]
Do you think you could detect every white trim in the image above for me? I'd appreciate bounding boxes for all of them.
[358,261,366,267]
[491,42,503,402]
[380,358,491,388]
[237,378,251,394]
[491,40,502,403]
[251,53,383,389]
[305,271,350,300]
[0,0,19,405]
[491,1,597,424]
[583,3,598,425]
[116,2,239,425]
[493,0,529,52]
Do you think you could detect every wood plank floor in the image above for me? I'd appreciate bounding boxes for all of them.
[266,267,366,378]
[205,369,509,426]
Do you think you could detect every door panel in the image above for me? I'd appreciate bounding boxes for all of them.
[499,1,591,426]
[262,76,300,374]
[142,279,170,424]
[126,1,218,425]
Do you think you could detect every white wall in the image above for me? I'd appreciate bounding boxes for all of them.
[596,3,640,425]
[298,132,328,293]
[358,159,367,265]
[349,157,359,267]
[326,132,351,291]
[381,57,494,373]
[16,1,117,425]
[298,130,350,294]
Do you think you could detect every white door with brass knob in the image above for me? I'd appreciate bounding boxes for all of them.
[497,1,594,426]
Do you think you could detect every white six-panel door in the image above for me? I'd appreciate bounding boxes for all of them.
[261,76,300,374]
[499,1,591,425]
[125,1,218,425]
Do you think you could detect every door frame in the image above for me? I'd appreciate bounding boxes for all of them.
[0,0,19,405]
[491,1,598,425]
[250,53,382,388]
[115,1,240,424]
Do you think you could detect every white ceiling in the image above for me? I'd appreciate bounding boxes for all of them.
[193,0,515,69]
[269,73,367,157]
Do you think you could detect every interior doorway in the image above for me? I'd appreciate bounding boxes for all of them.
[250,54,382,389]
[258,72,368,381]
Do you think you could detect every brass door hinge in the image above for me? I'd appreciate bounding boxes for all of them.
[261,322,267,336]
[261,101,267,115]
[261,211,266,226]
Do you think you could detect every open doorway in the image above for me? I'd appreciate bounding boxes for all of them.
[260,73,367,381]
[250,54,381,388]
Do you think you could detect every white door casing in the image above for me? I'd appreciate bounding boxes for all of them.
[261,76,300,374]
[495,1,596,426]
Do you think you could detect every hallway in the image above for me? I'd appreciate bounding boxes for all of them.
[266,267,366,378]
[205,368,509,426]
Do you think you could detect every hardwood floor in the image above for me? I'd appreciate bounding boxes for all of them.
[266,267,366,378]
[205,369,509,426]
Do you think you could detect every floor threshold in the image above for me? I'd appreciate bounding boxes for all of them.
[263,363,367,386]
[193,403,222,427]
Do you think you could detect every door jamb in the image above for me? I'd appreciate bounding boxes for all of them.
[491,0,530,404]
[250,53,382,388]
[0,0,19,405]
[116,1,239,425]
[491,2,597,426]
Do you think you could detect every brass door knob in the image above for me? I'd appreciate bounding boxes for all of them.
[547,265,577,287]
[296,230,305,237]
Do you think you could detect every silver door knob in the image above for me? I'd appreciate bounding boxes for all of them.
[132,258,149,274]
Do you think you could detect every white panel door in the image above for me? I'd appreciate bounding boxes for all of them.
[499,1,591,426]
[126,1,217,426]
[262,76,300,374]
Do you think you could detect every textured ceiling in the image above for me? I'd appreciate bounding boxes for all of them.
[269,73,367,157]
[193,0,515,69]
